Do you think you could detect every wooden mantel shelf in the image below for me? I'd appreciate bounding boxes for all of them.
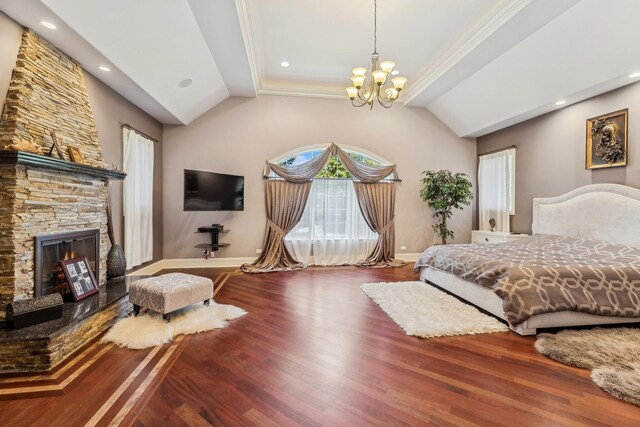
[0,150,126,181]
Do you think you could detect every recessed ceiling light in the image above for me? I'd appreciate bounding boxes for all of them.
[179,78,193,88]
[280,61,290,68]
[98,65,111,72]
[555,100,566,106]
[41,21,56,29]
[629,72,640,78]
[391,70,399,75]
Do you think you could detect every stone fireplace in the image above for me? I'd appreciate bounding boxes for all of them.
[0,153,111,316]
[0,29,112,312]
[0,30,131,372]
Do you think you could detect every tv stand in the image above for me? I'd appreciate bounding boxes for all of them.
[195,224,230,258]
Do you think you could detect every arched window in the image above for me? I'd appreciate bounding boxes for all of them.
[273,146,387,265]
[275,148,386,179]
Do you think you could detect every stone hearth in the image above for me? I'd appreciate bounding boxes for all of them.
[0,277,134,372]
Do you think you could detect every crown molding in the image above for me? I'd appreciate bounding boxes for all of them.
[234,0,260,95]
[258,85,345,100]
[257,84,409,104]
[401,0,533,105]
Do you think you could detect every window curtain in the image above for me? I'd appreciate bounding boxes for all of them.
[285,179,378,265]
[123,127,154,268]
[478,148,516,232]
[244,143,402,273]
[240,180,312,273]
[353,182,405,268]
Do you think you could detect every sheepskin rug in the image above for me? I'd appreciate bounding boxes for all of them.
[535,328,640,406]
[101,302,247,349]
[361,281,508,338]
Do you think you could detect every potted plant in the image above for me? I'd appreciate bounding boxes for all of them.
[420,170,473,244]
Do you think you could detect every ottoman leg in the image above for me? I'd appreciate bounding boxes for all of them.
[133,304,140,316]
[204,299,210,306]
[163,312,171,322]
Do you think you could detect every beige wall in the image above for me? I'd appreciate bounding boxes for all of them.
[0,12,164,263]
[84,74,164,262]
[477,82,640,234]
[163,95,477,259]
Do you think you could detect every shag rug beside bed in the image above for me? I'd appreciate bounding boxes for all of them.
[361,281,508,338]
[535,328,640,406]
[101,302,247,349]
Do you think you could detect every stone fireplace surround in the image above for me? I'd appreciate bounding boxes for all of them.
[0,30,133,372]
[0,151,128,372]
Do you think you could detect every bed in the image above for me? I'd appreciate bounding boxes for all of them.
[415,183,640,336]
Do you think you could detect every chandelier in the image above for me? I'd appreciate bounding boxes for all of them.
[345,0,407,109]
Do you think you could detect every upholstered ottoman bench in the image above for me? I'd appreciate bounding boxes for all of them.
[129,273,213,322]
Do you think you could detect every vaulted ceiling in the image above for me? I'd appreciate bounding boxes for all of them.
[2,0,640,137]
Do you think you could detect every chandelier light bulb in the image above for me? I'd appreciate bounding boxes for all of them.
[352,67,367,76]
[392,76,407,91]
[351,75,366,89]
[372,70,387,85]
[380,61,395,74]
[386,88,399,100]
[346,87,358,100]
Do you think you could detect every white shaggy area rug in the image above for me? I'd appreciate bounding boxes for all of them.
[101,302,246,349]
[361,281,508,338]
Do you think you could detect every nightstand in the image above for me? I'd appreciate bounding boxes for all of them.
[471,230,529,244]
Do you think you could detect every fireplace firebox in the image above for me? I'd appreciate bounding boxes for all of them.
[34,229,100,297]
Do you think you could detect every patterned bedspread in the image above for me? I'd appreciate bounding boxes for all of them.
[414,234,640,326]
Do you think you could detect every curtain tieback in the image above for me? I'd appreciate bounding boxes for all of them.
[267,219,287,237]
[376,218,395,235]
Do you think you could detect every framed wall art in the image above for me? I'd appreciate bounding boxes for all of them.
[586,109,628,169]
[61,257,99,301]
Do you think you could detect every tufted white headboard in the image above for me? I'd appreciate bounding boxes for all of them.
[532,183,640,248]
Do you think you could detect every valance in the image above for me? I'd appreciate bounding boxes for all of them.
[263,143,398,183]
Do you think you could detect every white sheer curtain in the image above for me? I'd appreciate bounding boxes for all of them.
[123,127,154,268]
[285,179,377,265]
[478,148,516,232]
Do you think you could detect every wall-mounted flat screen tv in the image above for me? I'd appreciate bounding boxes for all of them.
[184,169,244,211]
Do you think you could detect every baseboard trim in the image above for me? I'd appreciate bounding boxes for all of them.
[126,257,257,276]
[399,252,421,262]
[127,253,421,276]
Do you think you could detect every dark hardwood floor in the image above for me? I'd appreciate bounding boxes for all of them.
[1,265,639,426]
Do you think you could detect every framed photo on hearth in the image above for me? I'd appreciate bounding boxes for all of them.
[68,146,85,164]
[61,257,99,301]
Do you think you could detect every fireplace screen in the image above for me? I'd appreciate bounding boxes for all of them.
[34,229,100,297]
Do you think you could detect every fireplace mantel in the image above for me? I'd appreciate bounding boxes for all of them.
[0,150,126,181]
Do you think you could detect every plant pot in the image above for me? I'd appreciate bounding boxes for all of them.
[107,244,126,278]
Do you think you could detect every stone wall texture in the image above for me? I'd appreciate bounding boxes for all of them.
[0,165,17,309]
[0,30,105,168]
[0,165,109,312]
[1,166,109,305]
